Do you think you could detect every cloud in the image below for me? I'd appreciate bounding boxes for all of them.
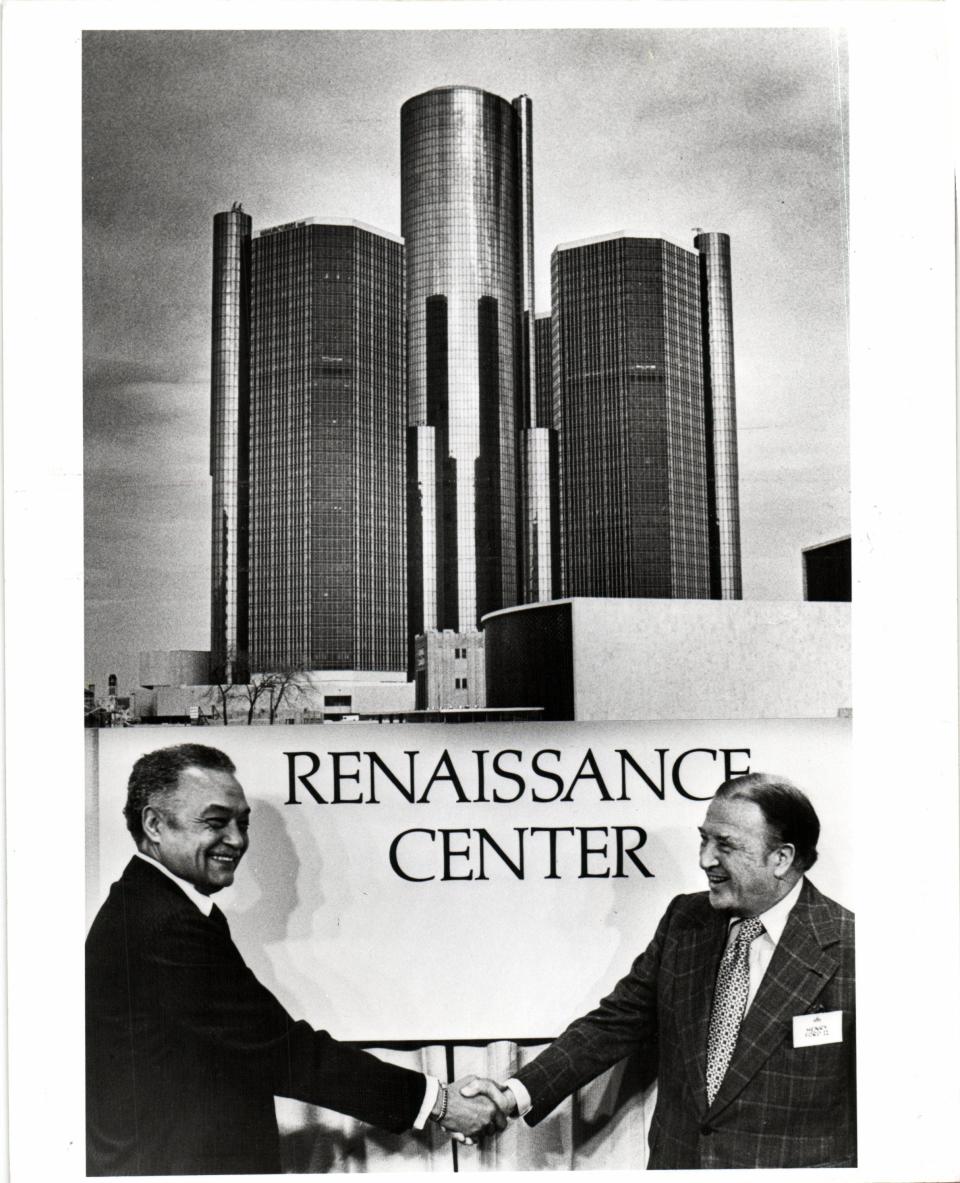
[85,363,207,446]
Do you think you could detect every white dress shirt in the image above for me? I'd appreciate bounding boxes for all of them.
[505,877,806,1118]
[728,874,804,1012]
[132,852,438,1127]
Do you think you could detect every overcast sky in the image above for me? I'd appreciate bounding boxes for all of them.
[83,26,849,693]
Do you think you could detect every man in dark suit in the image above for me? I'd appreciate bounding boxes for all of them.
[86,743,503,1175]
[466,772,856,1169]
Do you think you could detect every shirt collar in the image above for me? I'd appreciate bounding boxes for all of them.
[729,875,804,946]
[134,851,216,916]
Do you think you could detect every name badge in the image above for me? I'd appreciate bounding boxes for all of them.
[793,1009,843,1047]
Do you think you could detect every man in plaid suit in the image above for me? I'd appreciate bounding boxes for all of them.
[468,772,855,1169]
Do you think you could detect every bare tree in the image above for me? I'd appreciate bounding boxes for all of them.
[266,668,305,723]
[205,678,239,725]
[240,669,306,725]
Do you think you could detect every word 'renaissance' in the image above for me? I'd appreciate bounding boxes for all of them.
[281,746,752,882]
[284,746,751,806]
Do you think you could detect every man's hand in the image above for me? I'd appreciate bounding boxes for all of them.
[439,1075,514,1144]
[460,1076,518,1117]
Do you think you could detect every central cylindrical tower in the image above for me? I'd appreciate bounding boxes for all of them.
[402,86,520,636]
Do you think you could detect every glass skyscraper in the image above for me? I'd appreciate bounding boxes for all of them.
[552,234,726,599]
[249,218,406,673]
[208,93,741,700]
[210,213,407,677]
[695,231,742,599]
[515,97,556,607]
[402,85,547,652]
[210,205,251,683]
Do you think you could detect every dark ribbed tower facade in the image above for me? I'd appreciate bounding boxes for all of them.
[247,219,406,673]
[210,205,251,683]
[402,86,526,651]
[695,231,742,598]
[553,234,712,599]
[534,312,555,430]
[532,311,562,598]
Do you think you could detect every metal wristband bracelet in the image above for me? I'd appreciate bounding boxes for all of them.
[431,1082,448,1124]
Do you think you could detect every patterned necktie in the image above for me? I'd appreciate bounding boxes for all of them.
[705,916,765,1104]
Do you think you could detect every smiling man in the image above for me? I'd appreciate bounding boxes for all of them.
[86,744,505,1175]
[466,772,856,1169]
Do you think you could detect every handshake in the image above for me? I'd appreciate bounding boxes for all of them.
[431,1076,520,1144]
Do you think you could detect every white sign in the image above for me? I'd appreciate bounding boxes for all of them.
[91,718,851,1042]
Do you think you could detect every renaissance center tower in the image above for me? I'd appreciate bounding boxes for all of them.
[695,230,742,599]
[210,204,251,683]
[209,211,407,684]
[402,87,541,687]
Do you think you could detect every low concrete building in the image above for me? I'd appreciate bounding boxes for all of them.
[483,598,850,721]
[296,672,415,721]
[134,671,415,725]
[414,630,485,710]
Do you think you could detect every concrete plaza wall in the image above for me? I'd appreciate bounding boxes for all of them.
[484,598,850,720]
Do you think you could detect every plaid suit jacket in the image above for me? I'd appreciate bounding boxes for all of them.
[515,878,855,1169]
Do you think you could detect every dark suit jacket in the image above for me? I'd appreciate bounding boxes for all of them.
[515,879,856,1169]
[86,857,425,1175]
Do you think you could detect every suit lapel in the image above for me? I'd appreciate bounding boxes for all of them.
[707,880,841,1115]
[673,901,729,1118]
